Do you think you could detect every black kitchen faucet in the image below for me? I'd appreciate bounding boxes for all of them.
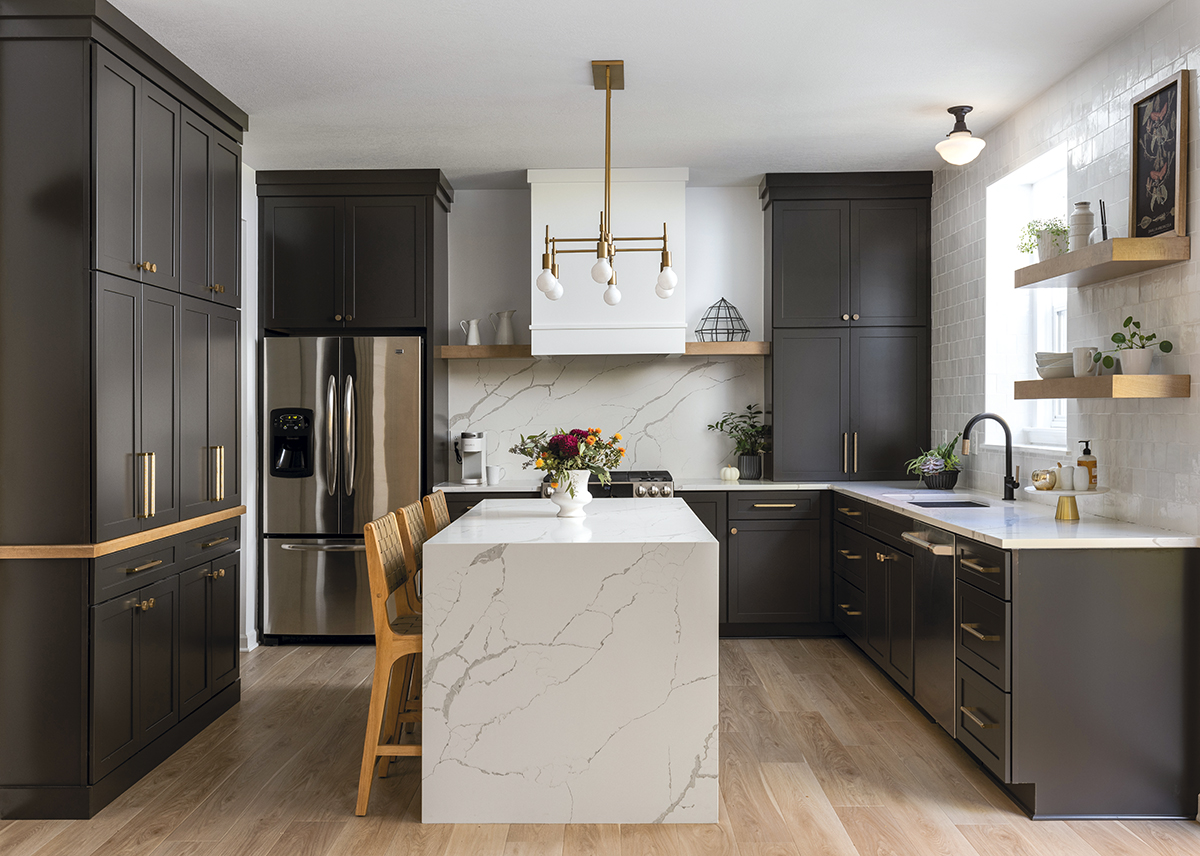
[961,413,1020,501]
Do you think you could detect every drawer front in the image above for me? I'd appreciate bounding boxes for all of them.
[93,542,177,604]
[729,491,820,520]
[833,523,867,590]
[833,495,866,528]
[833,573,865,644]
[957,661,1011,782]
[956,538,1010,599]
[957,582,1011,691]
[179,520,240,565]
[865,505,916,553]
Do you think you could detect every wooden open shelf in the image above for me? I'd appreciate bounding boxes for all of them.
[437,342,771,359]
[1014,236,1190,289]
[1014,374,1191,400]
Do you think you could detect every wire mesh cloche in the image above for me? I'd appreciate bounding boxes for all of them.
[695,298,750,342]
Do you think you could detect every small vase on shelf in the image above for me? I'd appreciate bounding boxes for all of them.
[1118,349,1152,375]
[737,454,762,480]
[1069,202,1094,252]
[549,469,594,518]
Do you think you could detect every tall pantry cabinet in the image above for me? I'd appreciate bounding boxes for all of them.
[0,2,249,819]
[762,174,932,481]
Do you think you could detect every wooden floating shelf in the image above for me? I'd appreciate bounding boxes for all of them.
[1014,236,1190,289]
[437,342,771,359]
[1014,374,1191,400]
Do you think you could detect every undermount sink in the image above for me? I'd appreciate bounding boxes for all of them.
[908,500,990,508]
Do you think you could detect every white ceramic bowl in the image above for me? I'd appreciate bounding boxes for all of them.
[1035,351,1072,360]
[1036,365,1075,379]
[1035,353,1073,365]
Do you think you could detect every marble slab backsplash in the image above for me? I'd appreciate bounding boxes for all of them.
[447,355,765,478]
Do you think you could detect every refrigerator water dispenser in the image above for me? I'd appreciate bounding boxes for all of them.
[270,408,314,478]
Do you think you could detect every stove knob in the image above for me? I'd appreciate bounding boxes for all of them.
[660,485,672,497]
[635,484,648,497]
[648,485,660,497]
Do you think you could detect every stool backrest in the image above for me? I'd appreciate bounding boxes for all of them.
[423,490,451,536]
[394,501,427,616]
[363,511,410,635]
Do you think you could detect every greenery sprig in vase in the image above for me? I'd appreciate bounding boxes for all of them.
[708,405,770,479]
[905,433,962,490]
[1017,217,1068,260]
[1092,315,1173,371]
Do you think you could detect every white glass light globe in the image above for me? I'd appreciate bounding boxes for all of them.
[655,283,674,299]
[935,131,986,165]
[590,257,613,284]
[546,281,564,300]
[656,266,678,290]
[535,268,557,293]
[602,283,621,305]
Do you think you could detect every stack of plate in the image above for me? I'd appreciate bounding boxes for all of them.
[1035,351,1074,379]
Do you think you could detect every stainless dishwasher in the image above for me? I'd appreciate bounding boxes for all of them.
[902,526,956,736]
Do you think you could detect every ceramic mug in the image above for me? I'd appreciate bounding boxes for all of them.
[1074,466,1092,491]
[1073,346,1098,377]
[1056,466,1075,491]
[485,465,506,485]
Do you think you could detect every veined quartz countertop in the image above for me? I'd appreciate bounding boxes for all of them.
[433,479,543,493]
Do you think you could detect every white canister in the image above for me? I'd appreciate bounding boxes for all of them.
[1056,466,1075,491]
[1074,466,1092,491]
[1069,202,1095,252]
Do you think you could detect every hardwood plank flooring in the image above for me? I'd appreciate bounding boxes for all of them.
[3,639,1197,855]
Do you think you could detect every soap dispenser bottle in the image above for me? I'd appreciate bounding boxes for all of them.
[1077,440,1097,489]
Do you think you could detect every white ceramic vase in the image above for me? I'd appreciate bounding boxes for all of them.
[1119,348,1152,375]
[550,469,594,518]
[489,310,517,345]
[1037,230,1067,262]
[1068,202,1094,252]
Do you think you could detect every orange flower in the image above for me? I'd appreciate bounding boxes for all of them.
[535,459,544,468]
[618,447,626,455]
[550,481,559,488]
[614,432,622,441]
[586,436,596,445]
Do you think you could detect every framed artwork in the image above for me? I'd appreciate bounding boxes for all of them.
[1129,70,1188,238]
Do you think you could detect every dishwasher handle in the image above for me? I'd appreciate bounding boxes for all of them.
[901,531,954,555]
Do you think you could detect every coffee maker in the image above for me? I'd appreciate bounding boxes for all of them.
[456,431,487,485]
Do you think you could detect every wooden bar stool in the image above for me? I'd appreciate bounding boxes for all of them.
[356,510,422,816]
[378,501,427,755]
[423,489,451,536]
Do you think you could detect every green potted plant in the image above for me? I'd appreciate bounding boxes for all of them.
[1093,315,1173,375]
[707,405,770,480]
[1017,217,1068,262]
[905,433,963,490]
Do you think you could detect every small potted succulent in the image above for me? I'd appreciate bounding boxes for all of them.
[1093,315,1173,375]
[1017,217,1068,262]
[707,404,770,480]
[905,433,963,490]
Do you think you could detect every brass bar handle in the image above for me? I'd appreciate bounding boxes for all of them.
[209,446,218,501]
[837,549,862,560]
[752,503,796,508]
[837,603,863,616]
[960,706,1001,729]
[961,557,1001,574]
[149,451,156,517]
[126,559,163,574]
[200,536,231,549]
[137,452,149,519]
[853,432,858,473]
[842,433,848,474]
[836,507,862,517]
[217,445,226,502]
[960,622,1001,642]
[901,531,954,555]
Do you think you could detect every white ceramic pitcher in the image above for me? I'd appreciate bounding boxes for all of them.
[460,319,481,345]
[489,310,516,345]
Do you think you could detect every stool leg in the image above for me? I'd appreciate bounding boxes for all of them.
[377,656,412,778]
[356,655,393,816]
[404,653,422,735]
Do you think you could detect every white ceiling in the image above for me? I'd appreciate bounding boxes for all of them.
[111,0,1168,188]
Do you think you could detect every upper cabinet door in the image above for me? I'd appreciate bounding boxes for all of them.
[94,47,140,280]
[344,197,425,328]
[207,301,240,511]
[94,274,142,542]
[850,199,929,326]
[850,327,929,480]
[210,135,241,308]
[262,197,345,329]
[179,110,213,301]
[138,80,180,291]
[140,286,180,527]
[772,200,850,327]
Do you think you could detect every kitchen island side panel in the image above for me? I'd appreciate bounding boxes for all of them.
[423,536,718,823]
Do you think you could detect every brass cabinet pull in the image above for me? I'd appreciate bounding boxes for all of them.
[842,433,848,474]
[136,597,156,612]
[837,549,862,559]
[730,527,738,535]
[209,567,226,579]
[206,284,225,294]
[901,531,954,555]
[841,314,850,320]
[126,559,163,574]
[210,445,226,502]
[836,507,862,517]
[838,603,862,616]
[136,262,158,273]
[852,314,860,320]
[960,622,1000,642]
[148,451,156,517]
[960,705,1001,730]
[853,432,858,473]
[345,314,353,321]
[335,314,343,321]
[753,503,796,508]
[961,557,1000,574]
[137,452,150,518]
[200,536,230,549]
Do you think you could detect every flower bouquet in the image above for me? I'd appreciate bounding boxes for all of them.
[510,428,626,499]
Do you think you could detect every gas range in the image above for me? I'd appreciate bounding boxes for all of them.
[540,470,675,499]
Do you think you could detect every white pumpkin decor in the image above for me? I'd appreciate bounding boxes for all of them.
[720,466,740,481]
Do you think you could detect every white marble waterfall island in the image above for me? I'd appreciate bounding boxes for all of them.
[421,498,719,824]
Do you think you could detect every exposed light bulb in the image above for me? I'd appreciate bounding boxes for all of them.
[546,281,564,300]
[603,283,621,305]
[591,256,613,284]
[535,268,557,293]
[656,266,678,290]
[655,283,674,299]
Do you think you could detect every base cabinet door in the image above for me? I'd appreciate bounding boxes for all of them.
[137,575,179,746]
[210,555,240,694]
[862,539,915,694]
[178,562,213,717]
[728,519,821,623]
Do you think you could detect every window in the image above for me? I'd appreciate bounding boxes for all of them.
[984,146,1068,449]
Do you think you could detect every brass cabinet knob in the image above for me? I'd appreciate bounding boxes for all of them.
[345,314,353,321]
[210,568,226,579]
[137,597,156,611]
[136,262,157,272]
[852,314,860,320]
[730,527,738,535]
[842,314,850,320]
[335,315,342,321]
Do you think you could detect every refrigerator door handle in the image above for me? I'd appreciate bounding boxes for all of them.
[280,543,367,552]
[344,374,355,496]
[326,373,338,496]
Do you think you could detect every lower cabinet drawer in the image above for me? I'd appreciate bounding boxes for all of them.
[180,520,240,564]
[833,523,867,590]
[833,573,865,644]
[729,491,820,520]
[957,661,1011,782]
[957,582,1011,691]
[833,495,866,529]
[93,542,177,603]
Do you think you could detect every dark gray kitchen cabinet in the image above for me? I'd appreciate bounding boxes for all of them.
[850,327,929,479]
[728,520,822,623]
[94,275,180,542]
[94,45,180,292]
[864,545,914,694]
[850,199,929,327]
[180,109,242,307]
[345,197,426,328]
[179,554,240,719]
[770,200,850,327]
[678,492,728,624]
[261,196,344,328]
[445,491,541,521]
[180,296,241,520]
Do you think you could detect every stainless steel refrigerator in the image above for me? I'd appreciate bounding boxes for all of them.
[262,336,421,637]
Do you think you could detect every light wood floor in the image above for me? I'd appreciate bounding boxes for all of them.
[3,638,1198,856]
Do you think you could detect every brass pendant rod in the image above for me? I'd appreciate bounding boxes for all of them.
[604,64,611,240]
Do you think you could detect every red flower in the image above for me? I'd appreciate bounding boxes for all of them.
[548,433,580,457]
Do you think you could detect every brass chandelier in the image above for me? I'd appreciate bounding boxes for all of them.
[535,60,677,306]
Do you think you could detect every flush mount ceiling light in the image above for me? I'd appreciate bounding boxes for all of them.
[935,105,986,165]
[535,60,676,306]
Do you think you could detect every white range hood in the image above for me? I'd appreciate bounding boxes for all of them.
[528,167,687,355]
